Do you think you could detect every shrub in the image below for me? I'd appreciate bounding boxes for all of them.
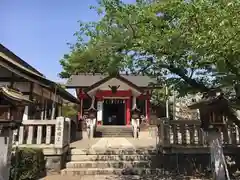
[10,148,45,180]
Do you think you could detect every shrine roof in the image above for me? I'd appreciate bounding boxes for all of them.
[66,73,158,88]
[188,93,240,126]
[0,44,79,104]
[0,44,44,77]
[0,86,32,105]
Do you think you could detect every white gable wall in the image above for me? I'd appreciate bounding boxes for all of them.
[88,78,141,97]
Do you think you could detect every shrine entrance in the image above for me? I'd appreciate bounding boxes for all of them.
[103,99,125,125]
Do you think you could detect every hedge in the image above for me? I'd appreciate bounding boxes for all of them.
[10,148,45,180]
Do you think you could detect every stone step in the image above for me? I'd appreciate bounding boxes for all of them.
[45,175,201,180]
[96,132,132,134]
[96,126,132,129]
[95,134,133,137]
[96,128,132,131]
[69,148,157,155]
[96,131,132,133]
[66,161,152,169]
[58,175,143,180]
[94,134,133,138]
[61,168,163,176]
[68,154,155,161]
[95,133,133,137]
[95,126,133,138]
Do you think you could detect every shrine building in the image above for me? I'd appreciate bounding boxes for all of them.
[66,73,158,126]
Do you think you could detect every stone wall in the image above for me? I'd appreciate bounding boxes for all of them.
[148,153,240,179]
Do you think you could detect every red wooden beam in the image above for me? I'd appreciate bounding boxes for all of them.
[95,90,132,98]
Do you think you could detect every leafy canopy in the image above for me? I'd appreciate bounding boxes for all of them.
[60,0,240,97]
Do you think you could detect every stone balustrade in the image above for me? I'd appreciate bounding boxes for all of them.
[158,119,240,153]
[13,117,70,148]
[12,116,71,172]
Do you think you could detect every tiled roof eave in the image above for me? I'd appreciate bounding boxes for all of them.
[0,87,32,104]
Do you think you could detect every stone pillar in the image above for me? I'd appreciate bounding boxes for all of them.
[54,117,64,148]
[0,125,14,180]
[175,102,180,120]
[208,130,230,180]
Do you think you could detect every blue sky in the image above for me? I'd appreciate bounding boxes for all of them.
[0,0,135,83]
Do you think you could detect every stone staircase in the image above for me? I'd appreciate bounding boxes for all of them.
[61,147,164,179]
[95,126,133,137]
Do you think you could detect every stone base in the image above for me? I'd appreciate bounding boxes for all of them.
[139,126,158,139]
[82,131,89,139]
[45,152,67,174]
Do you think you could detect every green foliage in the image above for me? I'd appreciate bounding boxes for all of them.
[60,0,240,98]
[10,148,45,180]
[62,103,78,118]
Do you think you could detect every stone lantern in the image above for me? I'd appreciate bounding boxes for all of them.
[131,106,140,138]
[131,108,140,120]
[85,108,97,139]
[0,120,22,180]
[87,108,97,120]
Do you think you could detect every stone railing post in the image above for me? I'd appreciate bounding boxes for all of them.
[65,118,71,144]
[54,116,65,148]
[158,119,165,146]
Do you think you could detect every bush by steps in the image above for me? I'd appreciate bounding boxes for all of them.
[10,148,46,180]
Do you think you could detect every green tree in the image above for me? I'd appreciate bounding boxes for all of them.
[62,103,78,118]
[60,0,240,97]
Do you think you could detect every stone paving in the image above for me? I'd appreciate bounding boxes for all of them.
[42,137,157,180]
[70,137,157,149]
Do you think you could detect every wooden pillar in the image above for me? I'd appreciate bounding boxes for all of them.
[79,98,83,120]
[44,100,47,120]
[145,91,150,123]
[22,105,29,120]
[7,107,11,120]
[58,104,62,117]
[29,82,34,119]
[126,98,131,125]
[77,88,84,121]
[40,88,44,120]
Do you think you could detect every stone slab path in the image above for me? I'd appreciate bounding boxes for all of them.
[70,137,157,149]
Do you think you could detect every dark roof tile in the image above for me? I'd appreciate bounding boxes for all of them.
[66,74,157,88]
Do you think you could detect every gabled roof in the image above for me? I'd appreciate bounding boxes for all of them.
[188,93,240,127]
[0,44,79,104]
[85,74,143,93]
[66,73,158,88]
[0,86,32,105]
[0,44,43,77]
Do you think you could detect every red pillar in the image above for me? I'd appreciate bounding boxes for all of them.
[126,98,131,125]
